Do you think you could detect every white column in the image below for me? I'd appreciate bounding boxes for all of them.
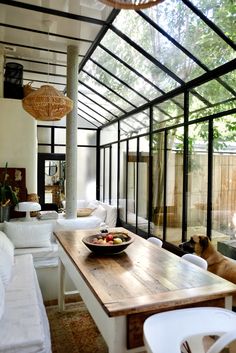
[65,45,78,219]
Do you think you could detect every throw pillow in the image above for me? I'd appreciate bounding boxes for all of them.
[0,277,5,320]
[4,222,52,248]
[77,208,93,217]
[91,204,107,222]
[0,231,14,264]
[87,200,99,209]
[0,248,13,285]
[99,202,117,227]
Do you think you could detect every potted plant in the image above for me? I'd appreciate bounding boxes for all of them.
[0,163,18,222]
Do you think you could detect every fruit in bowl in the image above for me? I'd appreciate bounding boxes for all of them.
[82,232,134,255]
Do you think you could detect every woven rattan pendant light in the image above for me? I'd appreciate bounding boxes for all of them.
[98,0,164,9]
[22,84,73,121]
[22,19,73,121]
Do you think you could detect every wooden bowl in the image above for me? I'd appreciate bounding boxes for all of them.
[82,232,134,255]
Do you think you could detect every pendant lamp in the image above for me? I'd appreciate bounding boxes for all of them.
[98,0,165,9]
[22,84,73,121]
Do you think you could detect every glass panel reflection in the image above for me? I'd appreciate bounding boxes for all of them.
[212,115,236,240]
[143,0,235,70]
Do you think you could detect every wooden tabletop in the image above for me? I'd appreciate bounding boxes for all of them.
[55,228,236,318]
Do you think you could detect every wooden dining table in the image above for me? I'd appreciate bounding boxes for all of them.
[55,227,236,353]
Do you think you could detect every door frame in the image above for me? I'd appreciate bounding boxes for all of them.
[37,153,65,205]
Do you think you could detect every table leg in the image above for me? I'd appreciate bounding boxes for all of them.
[225,296,233,310]
[58,258,65,312]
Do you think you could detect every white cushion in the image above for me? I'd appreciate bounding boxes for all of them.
[4,222,52,248]
[87,200,99,209]
[0,248,13,285]
[0,254,51,353]
[55,216,102,231]
[0,231,14,264]
[77,200,87,208]
[98,202,117,227]
[91,204,107,222]
[0,277,4,320]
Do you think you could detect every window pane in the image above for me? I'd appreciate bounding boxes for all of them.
[127,139,137,227]
[100,149,104,201]
[153,95,184,130]
[137,136,150,232]
[120,110,149,139]
[114,11,204,82]
[77,130,97,146]
[80,71,134,113]
[143,0,235,70]
[191,0,235,42]
[37,127,51,144]
[152,131,165,240]
[212,114,236,241]
[101,30,179,93]
[83,59,147,107]
[104,147,110,202]
[119,141,127,222]
[38,145,51,153]
[77,147,96,200]
[54,146,66,154]
[92,46,159,101]
[187,123,208,238]
[100,124,118,145]
[111,144,118,205]
[55,128,66,144]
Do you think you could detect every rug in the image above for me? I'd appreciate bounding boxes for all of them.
[46,300,230,353]
[46,301,108,353]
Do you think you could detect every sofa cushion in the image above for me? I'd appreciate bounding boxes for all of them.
[0,248,13,285]
[0,231,14,264]
[91,204,107,222]
[0,277,5,321]
[77,208,94,217]
[4,222,52,248]
[55,216,102,231]
[98,202,117,227]
[0,254,51,353]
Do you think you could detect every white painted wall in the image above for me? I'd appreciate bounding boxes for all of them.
[0,98,37,193]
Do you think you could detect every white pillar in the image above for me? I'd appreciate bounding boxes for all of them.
[65,45,78,219]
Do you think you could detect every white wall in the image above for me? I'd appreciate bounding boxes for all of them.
[0,98,37,193]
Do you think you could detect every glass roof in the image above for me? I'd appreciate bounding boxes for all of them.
[77,0,235,129]
[2,0,235,129]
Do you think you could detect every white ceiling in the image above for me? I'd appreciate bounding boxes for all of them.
[0,0,115,128]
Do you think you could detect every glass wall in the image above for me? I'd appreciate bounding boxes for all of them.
[99,74,236,249]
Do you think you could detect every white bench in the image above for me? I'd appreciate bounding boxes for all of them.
[0,252,51,353]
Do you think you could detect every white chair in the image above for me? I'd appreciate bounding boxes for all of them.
[147,237,163,248]
[143,307,236,353]
[182,253,208,270]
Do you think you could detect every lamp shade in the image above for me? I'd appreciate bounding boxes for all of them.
[15,202,41,221]
[22,85,73,121]
[98,0,165,9]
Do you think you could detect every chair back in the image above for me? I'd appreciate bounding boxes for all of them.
[143,307,236,353]
[147,237,163,247]
[182,253,208,270]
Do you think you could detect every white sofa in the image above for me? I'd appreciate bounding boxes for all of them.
[0,231,51,353]
[1,200,117,300]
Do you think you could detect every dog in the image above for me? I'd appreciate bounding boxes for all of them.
[180,235,236,285]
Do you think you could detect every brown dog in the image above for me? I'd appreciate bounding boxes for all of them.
[180,235,236,285]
